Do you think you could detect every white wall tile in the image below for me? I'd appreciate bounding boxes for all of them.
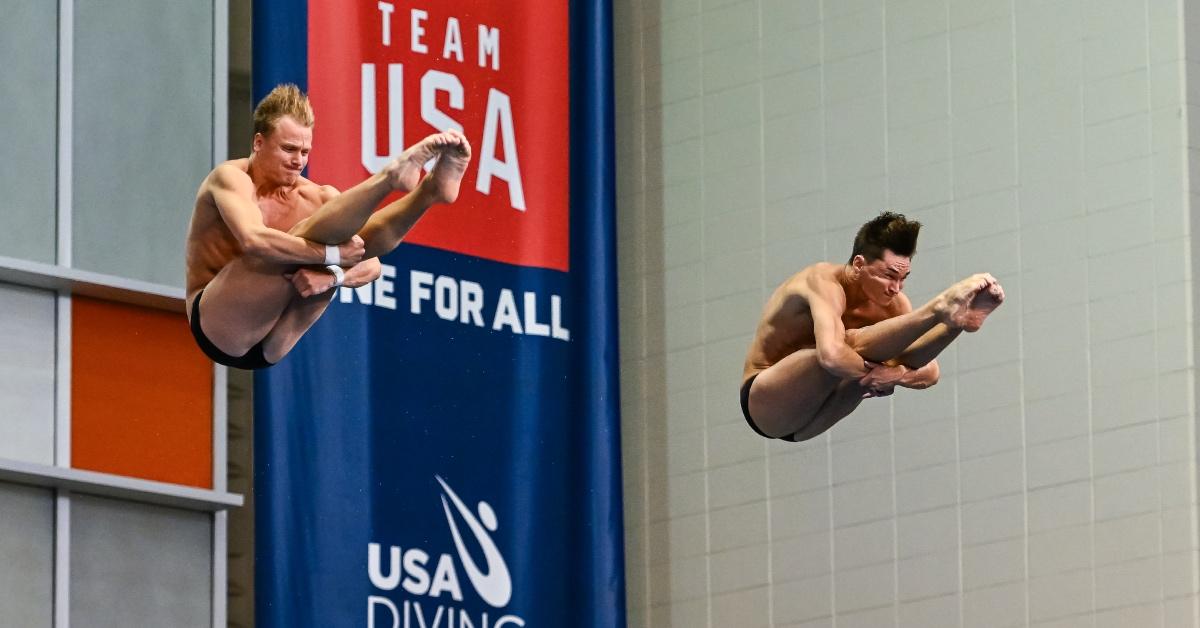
[709,458,767,509]
[1088,288,1156,344]
[958,406,1022,459]
[712,586,770,628]
[759,0,819,34]
[963,538,1025,590]
[662,470,709,520]
[898,594,959,628]
[897,506,958,558]
[824,8,883,62]
[1083,69,1150,125]
[1095,557,1162,610]
[821,0,881,19]
[772,531,832,582]
[839,606,898,628]
[710,501,767,552]
[833,475,895,525]
[834,561,896,613]
[710,543,769,594]
[1029,569,1094,622]
[961,494,1024,545]
[1093,423,1157,477]
[952,145,1017,198]
[958,361,1023,413]
[1026,436,1090,489]
[893,371,958,427]
[761,24,822,78]
[649,597,708,626]
[702,42,761,92]
[825,52,886,104]
[1028,481,1092,534]
[1095,603,1164,628]
[1091,377,1157,431]
[894,419,958,471]
[896,462,958,514]
[772,574,832,624]
[950,18,1013,72]
[898,550,959,601]
[1028,524,1092,578]
[1162,550,1199,598]
[1025,392,1090,444]
[657,512,708,561]
[701,1,759,53]
[963,581,1026,628]
[961,449,1024,502]
[834,519,894,570]
[831,432,893,484]
[1094,512,1160,566]
[1094,467,1159,521]
[771,488,832,539]
[951,61,1015,114]
[768,440,831,496]
[1159,461,1194,509]
[649,553,709,603]
[890,75,952,127]
[708,420,766,468]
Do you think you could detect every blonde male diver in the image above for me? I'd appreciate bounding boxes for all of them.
[741,212,1006,442]
[184,84,472,369]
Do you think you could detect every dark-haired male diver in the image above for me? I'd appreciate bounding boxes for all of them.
[741,212,1005,441]
[184,84,472,369]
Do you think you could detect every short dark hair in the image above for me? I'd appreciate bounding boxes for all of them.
[849,211,921,262]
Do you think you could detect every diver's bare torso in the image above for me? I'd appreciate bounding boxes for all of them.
[742,262,906,386]
[184,158,331,313]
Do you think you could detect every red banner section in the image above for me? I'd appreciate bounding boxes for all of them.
[307,1,570,271]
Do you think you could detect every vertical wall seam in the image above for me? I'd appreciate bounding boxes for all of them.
[1143,1,1167,625]
[1080,0,1098,616]
[1008,1,1032,626]
[942,2,965,626]
[54,1,74,625]
[211,1,229,626]
[695,4,712,626]
[1176,0,1200,625]
[757,0,775,624]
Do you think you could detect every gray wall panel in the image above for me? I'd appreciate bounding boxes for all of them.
[72,1,213,287]
[0,483,53,628]
[71,495,212,628]
[0,283,55,465]
[0,1,58,263]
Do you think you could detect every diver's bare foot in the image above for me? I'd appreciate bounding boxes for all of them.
[958,281,1005,331]
[385,132,459,192]
[935,273,1003,332]
[421,130,472,204]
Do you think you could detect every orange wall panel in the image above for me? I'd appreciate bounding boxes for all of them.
[72,297,213,488]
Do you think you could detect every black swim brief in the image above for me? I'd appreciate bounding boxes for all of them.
[740,375,798,442]
[189,289,275,370]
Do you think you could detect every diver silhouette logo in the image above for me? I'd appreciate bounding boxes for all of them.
[435,476,512,608]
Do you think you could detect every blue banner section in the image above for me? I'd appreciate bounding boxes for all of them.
[251,0,306,101]
[252,1,624,626]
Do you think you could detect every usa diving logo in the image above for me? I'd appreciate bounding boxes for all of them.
[367,476,525,627]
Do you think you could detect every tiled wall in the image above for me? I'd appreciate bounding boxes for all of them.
[615,0,1197,626]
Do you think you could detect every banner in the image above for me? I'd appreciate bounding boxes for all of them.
[252,1,625,626]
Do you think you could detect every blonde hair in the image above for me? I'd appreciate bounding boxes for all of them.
[253,83,314,136]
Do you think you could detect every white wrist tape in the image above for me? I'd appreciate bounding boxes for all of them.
[326,264,345,288]
[324,244,340,266]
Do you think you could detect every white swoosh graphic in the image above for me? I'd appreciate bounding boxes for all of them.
[435,476,512,608]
